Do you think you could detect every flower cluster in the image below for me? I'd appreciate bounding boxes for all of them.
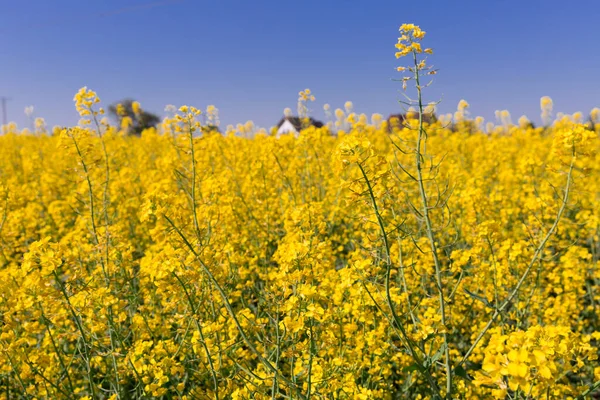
[1,22,600,399]
[297,88,315,119]
[394,24,430,59]
[395,24,435,90]
[474,326,598,398]
[73,87,104,125]
[0,90,598,398]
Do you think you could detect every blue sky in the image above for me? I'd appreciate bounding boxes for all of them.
[2,0,599,130]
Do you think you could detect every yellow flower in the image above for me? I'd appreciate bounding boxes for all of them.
[132,101,141,114]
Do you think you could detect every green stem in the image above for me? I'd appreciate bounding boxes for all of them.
[412,50,452,398]
[357,163,443,399]
[163,214,308,400]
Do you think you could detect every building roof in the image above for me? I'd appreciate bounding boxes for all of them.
[276,116,324,132]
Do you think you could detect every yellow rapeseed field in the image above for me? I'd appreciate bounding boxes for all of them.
[1,24,599,400]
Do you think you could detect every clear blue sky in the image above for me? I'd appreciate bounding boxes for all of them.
[2,0,599,130]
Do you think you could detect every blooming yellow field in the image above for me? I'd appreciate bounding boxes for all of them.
[1,25,600,400]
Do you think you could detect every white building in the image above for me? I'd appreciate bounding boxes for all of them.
[275,116,324,138]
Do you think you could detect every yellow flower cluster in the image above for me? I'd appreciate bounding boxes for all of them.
[297,88,316,120]
[1,21,600,399]
[0,91,598,399]
[298,88,315,102]
[395,24,436,90]
[395,24,430,59]
[474,326,598,398]
[73,87,104,126]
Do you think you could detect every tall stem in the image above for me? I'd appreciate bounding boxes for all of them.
[412,50,452,398]
[357,163,443,399]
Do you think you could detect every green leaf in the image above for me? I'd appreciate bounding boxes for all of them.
[403,364,420,373]
[431,343,447,364]
[463,288,491,308]
[454,365,470,381]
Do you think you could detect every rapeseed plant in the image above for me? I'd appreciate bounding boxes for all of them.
[0,23,599,400]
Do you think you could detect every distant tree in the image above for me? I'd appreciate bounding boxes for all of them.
[108,99,160,135]
[386,112,437,133]
[203,124,221,134]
